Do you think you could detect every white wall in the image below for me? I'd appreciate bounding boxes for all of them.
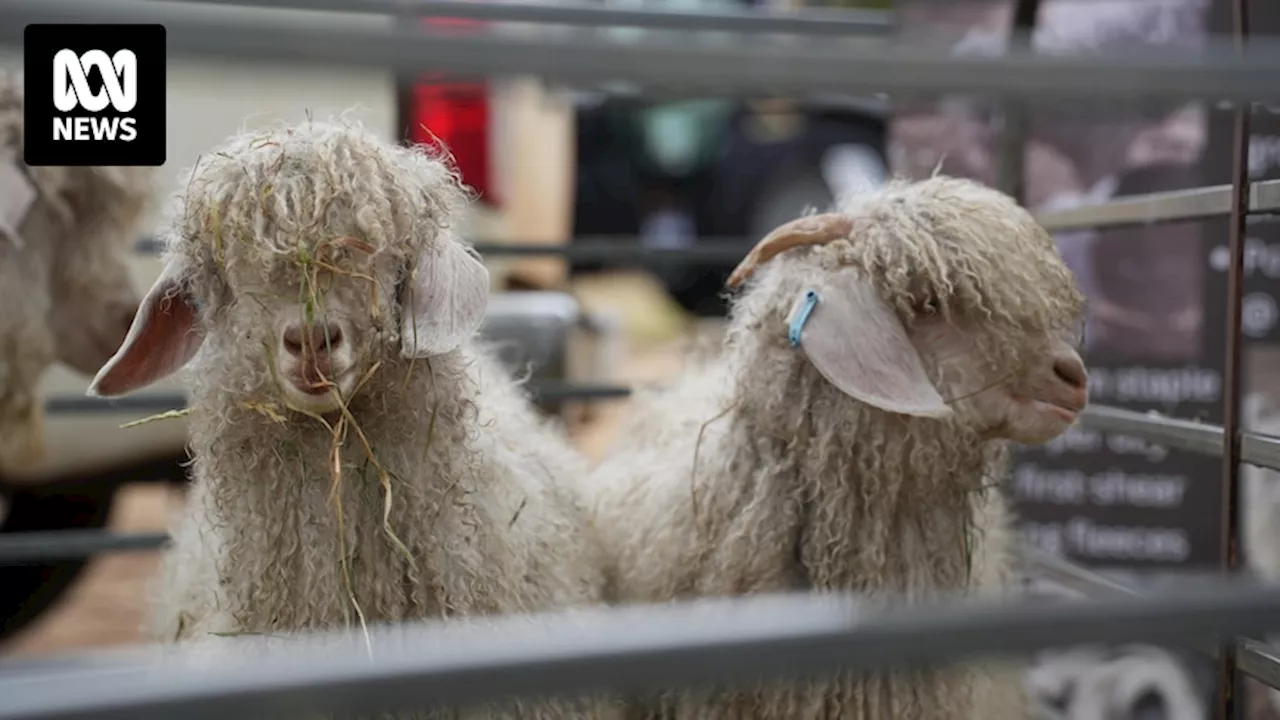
[148,58,398,233]
[3,54,396,475]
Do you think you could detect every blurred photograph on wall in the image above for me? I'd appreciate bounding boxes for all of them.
[892,0,1212,366]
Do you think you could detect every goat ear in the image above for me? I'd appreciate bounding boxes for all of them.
[87,259,206,397]
[790,272,952,418]
[398,238,490,358]
[0,158,36,250]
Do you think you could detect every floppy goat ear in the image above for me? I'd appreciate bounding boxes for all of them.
[789,269,952,418]
[87,258,206,397]
[398,237,491,358]
[0,157,36,250]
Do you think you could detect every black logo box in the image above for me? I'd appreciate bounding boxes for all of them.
[23,24,166,167]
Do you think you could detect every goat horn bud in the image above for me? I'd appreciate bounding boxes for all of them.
[725,213,856,289]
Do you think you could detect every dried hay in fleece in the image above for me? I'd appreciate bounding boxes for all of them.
[92,116,617,719]
[587,175,1087,720]
[0,69,154,471]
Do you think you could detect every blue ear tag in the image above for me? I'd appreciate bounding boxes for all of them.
[788,290,820,348]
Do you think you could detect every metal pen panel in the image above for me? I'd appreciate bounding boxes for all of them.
[1035,184,1235,233]
[1238,638,1280,694]
[0,531,171,565]
[1032,178,1280,233]
[37,392,1280,470]
[4,584,1280,720]
[5,1,1280,101]
[126,178,1280,263]
[1077,405,1225,458]
[156,0,893,36]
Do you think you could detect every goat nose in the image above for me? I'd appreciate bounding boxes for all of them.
[1052,355,1088,391]
[282,322,343,357]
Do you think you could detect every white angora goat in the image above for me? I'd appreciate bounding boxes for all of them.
[588,175,1089,719]
[87,118,617,719]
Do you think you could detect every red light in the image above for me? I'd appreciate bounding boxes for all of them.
[408,15,498,206]
[410,82,497,207]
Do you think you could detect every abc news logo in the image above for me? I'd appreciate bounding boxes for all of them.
[23,24,166,167]
[53,49,139,143]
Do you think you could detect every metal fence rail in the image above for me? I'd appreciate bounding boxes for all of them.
[133,235,765,264]
[1079,405,1280,471]
[0,531,170,564]
[7,0,1280,101]
[39,392,1280,471]
[5,584,1280,720]
[128,178,1280,262]
[1036,177,1280,232]
[161,0,893,36]
[40,381,632,417]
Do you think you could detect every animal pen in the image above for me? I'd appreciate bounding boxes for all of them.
[5,0,1280,718]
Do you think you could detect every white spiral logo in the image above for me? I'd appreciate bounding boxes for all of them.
[52,49,137,114]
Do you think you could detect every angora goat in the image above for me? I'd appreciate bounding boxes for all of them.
[588,175,1089,720]
[0,69,153,470]
[87,118,615,719]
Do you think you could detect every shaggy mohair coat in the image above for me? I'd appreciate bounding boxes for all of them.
[588,176,1087,720]
[89,118,617,719]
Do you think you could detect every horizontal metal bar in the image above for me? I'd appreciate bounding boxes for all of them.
[135,236,759,264]
[0,530,1182,593]
[1238,637,1280,692]
[1243,432,1280,474]
[163,0,891,36]
[5,582,1280,720]
[1034,184,1234,232]
[8,508,1278,690]
[1016,545,1142,598]
[44,394,188,415]
[1244,427,1280,474]
[0,529,1158,571]
[1078,404,1280,472]
[1016,545,1228,659]
[134,238,161,255]
[0,531,170,565]
[0,448,187,493]
[1252,179,1280,214]
[1033,178,1280,232]
[6,1,1280,101]
[9,530,1188,577]
[1078,404,1225,456]
[525,381,632,401]
[45,400,1280,470]
[474,240,755,263]
[0,656,122,679]
[133,184,1280,262]
[44,382,633,416]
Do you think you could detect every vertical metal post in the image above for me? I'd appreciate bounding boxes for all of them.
[1217,0,1251,717]
[994,0,1041,201]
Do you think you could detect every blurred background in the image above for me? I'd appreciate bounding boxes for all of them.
[2,0,1280,718]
